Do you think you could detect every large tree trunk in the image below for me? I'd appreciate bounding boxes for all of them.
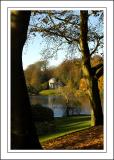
[89,77,103,125]
[11,11,42,149]
[80,11,103,126]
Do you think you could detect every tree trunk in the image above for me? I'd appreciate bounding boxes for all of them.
[11,11,42,149]
[66,106,70,116]
[80,11,103,126]
[89,77,103,125]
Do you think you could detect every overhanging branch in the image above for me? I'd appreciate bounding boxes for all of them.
[30,27,79,44]
[92,63,103,72]
[90,35,103,56]
[95,66,103,79]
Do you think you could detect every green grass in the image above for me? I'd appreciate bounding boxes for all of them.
[39,89,57,96]
[38,115,91,143]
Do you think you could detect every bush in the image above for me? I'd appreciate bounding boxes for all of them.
[41,81,49,90]
[36,85,42,93]
[35,121,55,135]
[31,104,54,122]
[27,85,38,95]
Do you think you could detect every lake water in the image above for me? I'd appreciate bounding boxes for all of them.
[30,95,91,117]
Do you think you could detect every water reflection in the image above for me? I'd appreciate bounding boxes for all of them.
[30,95,91,117]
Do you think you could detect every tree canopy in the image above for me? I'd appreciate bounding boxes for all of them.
[29,10,104,61]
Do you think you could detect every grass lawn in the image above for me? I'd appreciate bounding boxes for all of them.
[38,115,91,143]
[39,89,57,96]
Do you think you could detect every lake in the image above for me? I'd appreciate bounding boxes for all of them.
[30,95,91,117]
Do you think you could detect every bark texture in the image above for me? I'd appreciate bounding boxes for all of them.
[11,11,42,149]
[80,11,103,126]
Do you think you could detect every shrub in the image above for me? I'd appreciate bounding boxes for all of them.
[27,85,38,95]
[35,121,55,135]
[31,104,54,122]
[36,85,42,93]
[41,81,49,90]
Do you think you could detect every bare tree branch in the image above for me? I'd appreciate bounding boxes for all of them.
[90,35,103,56]
[30,27,79,44]
[96,66,103,79]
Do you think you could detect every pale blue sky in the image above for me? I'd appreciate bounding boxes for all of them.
[22,11,103,70]
[22,33,66,70]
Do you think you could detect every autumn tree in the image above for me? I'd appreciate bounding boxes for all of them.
[29,10,104,126]
[57,80,81,116]
[11,11,42,149]
[53,59,82,87]
[24,60,51,92]
[80,11,103,126]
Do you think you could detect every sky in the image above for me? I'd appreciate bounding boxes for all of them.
[22,33,66,70]
[22,10,103,70]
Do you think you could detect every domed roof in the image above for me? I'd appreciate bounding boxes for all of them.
[49,78,56,83]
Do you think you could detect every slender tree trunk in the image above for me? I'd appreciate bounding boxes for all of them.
[11,11,42,149]
[65,102,70,117]
[80,11,103,126]
[66,106,70,116]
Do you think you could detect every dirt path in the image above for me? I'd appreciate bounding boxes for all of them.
[42,126,103,150]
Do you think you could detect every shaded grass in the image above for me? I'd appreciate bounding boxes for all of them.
[39,115,91,143]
